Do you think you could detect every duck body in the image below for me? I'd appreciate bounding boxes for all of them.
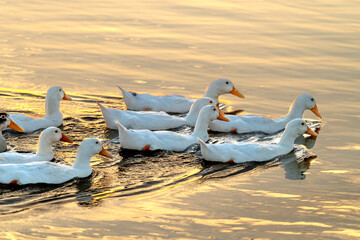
[119,78,244,113]
[99,97,216,130]
[116,105,229,152]
[0,127,72,164]
[9,87,72,133]
[0,139,112,185]
[199,118,318,163]
[209,93,322,134]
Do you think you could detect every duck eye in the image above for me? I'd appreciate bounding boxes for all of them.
[96,141,99,144]
[311,98,314,101]
[210,101,213,104]
[59,89,62,91]
[213,108,216,111]
[55,130,59,133]
[301,122,305,126]
[226,81,229,84]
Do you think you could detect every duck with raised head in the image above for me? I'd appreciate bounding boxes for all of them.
[199,119,318,164]
[0,112,24,152]
[115,105,230,152]
[0,139,112,185]
[0,127,72,164]
[98,97,217,130]
[119,78,244,113]
[209,94,322,134]
[9,87,72,133]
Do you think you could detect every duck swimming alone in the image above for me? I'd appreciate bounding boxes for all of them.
[0,112,24,152]
[0,139,112,185]
[199,118,318,164]
[0,127,72,164]
[9,87,72,133]
[209,93,322,134]
[119,78,244,113]
[115,105,230,152]
[98,97,217,130]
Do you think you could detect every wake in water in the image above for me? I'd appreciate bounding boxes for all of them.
[0,89,322,216]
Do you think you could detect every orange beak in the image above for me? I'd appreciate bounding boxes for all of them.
[216,105,230,122]
[310,104,322,119]
[60,133,73,143]
[62,91,72,101]
[306,126,318,137]
[8,119,24,132]
[229,86,244,98]
[99,146,113,159]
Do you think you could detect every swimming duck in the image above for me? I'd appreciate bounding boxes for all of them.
[0,112,24,152]
[98,97,217,130]
[9,86,72,133]
[115,105,230,152]
[199,118,318,164]
[0,127,72,164]
[209,93,322,134]
[119,78,244,113]
[0,139,112,185]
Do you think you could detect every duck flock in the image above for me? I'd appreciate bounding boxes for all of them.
[0,79,322,186]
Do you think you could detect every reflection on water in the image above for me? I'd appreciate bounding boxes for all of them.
[0,0,359,239]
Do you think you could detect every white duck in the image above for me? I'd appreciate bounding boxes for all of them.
[209,93,322,134]
[9,86,72,133]
[115,105,230,152]
[199,118,318,164]
[0,127,72,164]
[119,78,244,113]
[98,97,217,130]
[0,112,24,152]
[0,139,112,185]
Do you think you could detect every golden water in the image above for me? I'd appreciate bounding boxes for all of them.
[0,0,359,239]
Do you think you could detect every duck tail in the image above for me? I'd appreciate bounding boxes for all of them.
[114,120,128,136]
[97,102,112,128]
[197,137,209,151]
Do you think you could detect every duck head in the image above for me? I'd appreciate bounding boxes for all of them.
[0,113,24,132]
[185,97,217,125]
[285,119,318,138]
[47,86,72,102]
[292,94,322,119]
[198,105,230,122]
[78,138,113,159]
[38,127,73,145]
[204,79,244,101]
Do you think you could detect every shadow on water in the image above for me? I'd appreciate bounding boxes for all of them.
[0,89,321,216]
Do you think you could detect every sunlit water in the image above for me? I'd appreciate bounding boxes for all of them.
[0,0,359,239]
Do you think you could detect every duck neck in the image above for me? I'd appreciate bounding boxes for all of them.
[203,88,219,103]
[278,129,298,152]
[73,146,92,171]
[36,138,54,157]
[191,114,210,141]
[184,105,201,126]
[285,99,306,121]
[44,96,62,120]
[0,131,6,152]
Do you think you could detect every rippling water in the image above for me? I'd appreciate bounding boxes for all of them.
[0,0,359,239]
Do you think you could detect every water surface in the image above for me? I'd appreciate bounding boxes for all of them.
[0,0,359,239]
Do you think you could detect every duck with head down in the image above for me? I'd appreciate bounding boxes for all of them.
[116,105,230,152]
[0,126,72,164]
[9,86,72,133]
[119,78,244,113]
[199,118,318,164]
[0,138,113,185]
[98,97,218,130]
[209,93,322,134]
[0,112,24,152]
